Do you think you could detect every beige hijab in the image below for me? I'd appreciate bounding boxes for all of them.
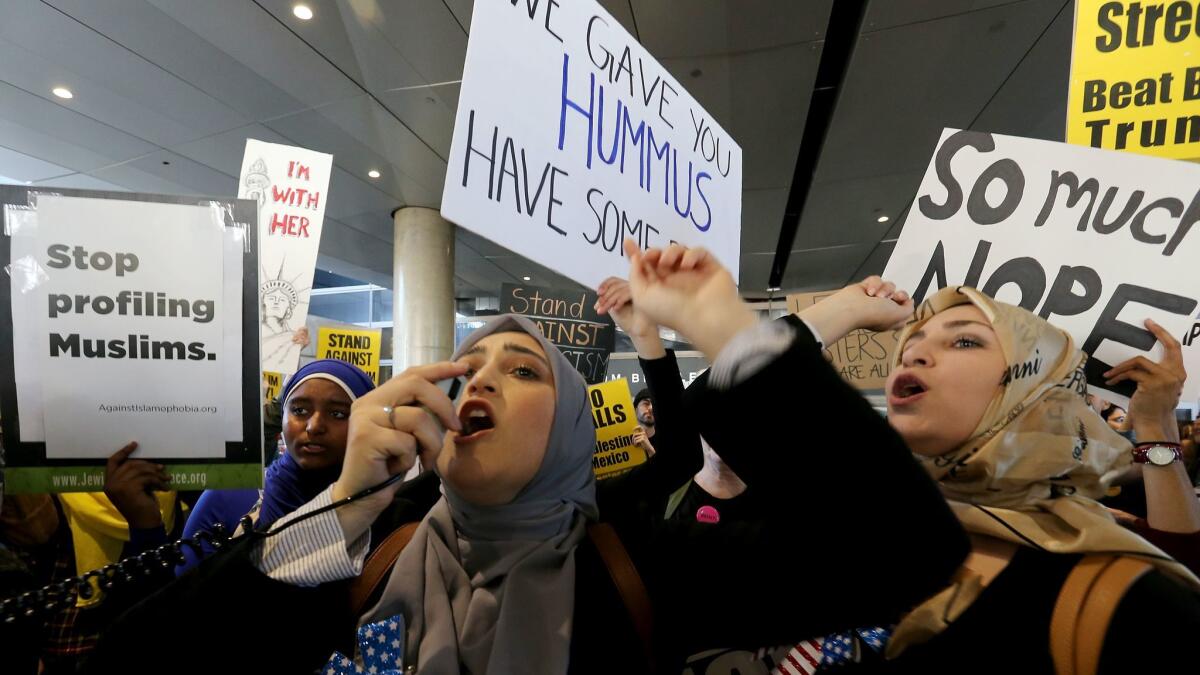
[887,286,1200,657]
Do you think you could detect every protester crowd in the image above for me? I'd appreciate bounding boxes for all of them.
[3,238,1200,674]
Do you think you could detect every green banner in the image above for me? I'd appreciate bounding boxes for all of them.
[3,463,263,494]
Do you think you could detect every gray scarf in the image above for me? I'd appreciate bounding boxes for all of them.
[362,314,599,675]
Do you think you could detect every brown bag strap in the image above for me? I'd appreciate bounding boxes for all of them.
[349,522,420,617]
[588,522,656,673]
[1050,554,1153,675]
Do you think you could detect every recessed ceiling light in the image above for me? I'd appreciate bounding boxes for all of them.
[293,4,313,20]
[52,87,73,99]
[877,215,890,223]
[523,276,531,281]
[368,169,381,179]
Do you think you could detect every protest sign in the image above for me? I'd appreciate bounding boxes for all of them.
[442,0,742,290]
[0,187,261,492]
[883,129,1200,404]
[501,283,615,384]
[1067,0,1200,161]
[588,377,646,479]
[238,139,332,374]
[605,352,709,389]
[787,292,900,391]
[264,370,284,404]
[316,326,383,384]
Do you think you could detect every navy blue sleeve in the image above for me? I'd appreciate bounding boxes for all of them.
[175,489,259,577]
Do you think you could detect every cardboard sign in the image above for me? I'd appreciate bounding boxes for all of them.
[264,370,284,404]
[1067,0,1200,161]
[882,129,1200,403]
[0,187,262,492]
[442,0,742,290]
[787,292,900,391]
[588,377,646,479]
[316,326,383,384]
[238,139,332,374]
[501,283,615,384]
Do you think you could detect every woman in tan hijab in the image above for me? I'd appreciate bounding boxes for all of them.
[623,240,1200,674]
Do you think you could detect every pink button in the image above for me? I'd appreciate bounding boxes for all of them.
[696,505,720,524]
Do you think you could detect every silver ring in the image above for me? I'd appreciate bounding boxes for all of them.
[382,405,397,429]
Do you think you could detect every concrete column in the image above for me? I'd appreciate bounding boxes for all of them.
[392,207,455,372]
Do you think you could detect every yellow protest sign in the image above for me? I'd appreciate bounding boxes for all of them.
[1067,0,1200,160]
[787,292,900,391]
[316,327,382,384]
[588,378,647,479]
[263,371,284,404]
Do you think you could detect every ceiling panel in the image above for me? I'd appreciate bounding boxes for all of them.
[740,187,789,254]
[323,166,398,221]
[0,0,248,145]
[375,86,457,159]
[0,36,210,150]
[171,125,294,175]
[863,0,1031,32]
[0,81,158,169]
[89,149,236,197]
[255,0,425,92]
[0,144,73,183]
[784,0,1069,289]
[145,0,363,109]
[43,0,312,122]
[442,0,472,33]
[368,0,470,84]
[780,244,876,291]
[812,0,1065,186]
[33,173,128,192]
[631,1,831,58]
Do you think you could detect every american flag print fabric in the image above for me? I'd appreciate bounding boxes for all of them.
[324,614,406,675]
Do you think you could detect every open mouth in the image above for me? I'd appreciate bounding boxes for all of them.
[889,373,928,405]
[298,442,326,454]
[456,400,496,440]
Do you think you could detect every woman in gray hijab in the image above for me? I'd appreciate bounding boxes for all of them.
[345,314,602,674]
[87,313,692,674]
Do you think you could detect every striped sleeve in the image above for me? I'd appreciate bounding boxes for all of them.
[251,485,371,587]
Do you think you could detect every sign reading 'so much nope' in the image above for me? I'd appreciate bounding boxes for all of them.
[883,128,1200,404]
[442,0,742,290]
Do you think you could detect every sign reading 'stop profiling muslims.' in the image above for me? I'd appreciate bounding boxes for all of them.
[238,139,332,375]
[882,129,1200,405]
[441,0,742,290]
[1067,0,1200,161]
[0,187,262,493]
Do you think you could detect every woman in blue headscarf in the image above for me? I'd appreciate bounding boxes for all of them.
[176,359,375,575]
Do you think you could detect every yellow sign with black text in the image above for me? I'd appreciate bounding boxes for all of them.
[316,327,382,384]
[263,371,284,404]
[1068,0,1200,160]
[588,378,646,479]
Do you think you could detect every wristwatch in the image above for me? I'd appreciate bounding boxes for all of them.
[1132,443,1183,467]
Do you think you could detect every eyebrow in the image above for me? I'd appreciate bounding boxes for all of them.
[906,319,993,343]
[463,342,552,370]
[287,395,351,406]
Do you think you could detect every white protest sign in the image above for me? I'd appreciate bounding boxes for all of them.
[33,196,235,459]
[883,129,1200,404]
[442,0,742,290]
[238,139,332,374]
